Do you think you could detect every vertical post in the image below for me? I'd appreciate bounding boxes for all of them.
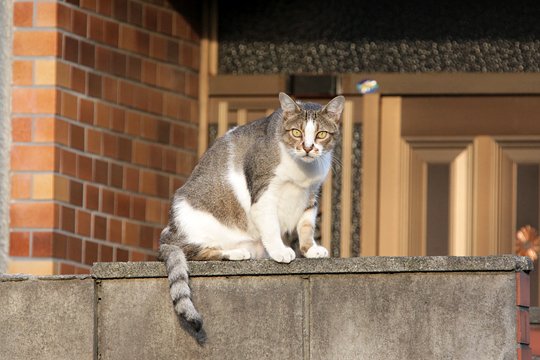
[217,101,229,137]
[378,97,403,256]
[360,94,381,256]
[197,1,210,158]
[339,101,354,257]
[320,172,333,252]
[237,109,247,126]
[449,146,474,256]
[208,0,218,76]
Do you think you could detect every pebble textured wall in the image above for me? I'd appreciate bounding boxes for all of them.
[219,0,540,74]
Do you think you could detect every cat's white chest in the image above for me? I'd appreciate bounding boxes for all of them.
[271,144,331,232]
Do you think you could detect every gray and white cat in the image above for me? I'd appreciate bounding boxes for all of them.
[159,93,345,332]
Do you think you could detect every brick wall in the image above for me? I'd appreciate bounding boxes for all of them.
[9,0,200,274]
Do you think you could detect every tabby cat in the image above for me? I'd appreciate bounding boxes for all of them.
[159,93,345,332]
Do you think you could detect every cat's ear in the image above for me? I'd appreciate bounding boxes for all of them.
[322,95,345,121]
[279,92,301,114]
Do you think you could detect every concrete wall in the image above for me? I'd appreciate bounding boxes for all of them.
[0,256,533,359]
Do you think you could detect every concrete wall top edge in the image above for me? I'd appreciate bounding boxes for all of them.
[90,255,532,280]
[0,274,93,282]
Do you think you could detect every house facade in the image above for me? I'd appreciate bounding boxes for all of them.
[2,0,540,303]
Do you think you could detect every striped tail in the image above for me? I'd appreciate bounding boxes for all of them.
[159,241,203,332]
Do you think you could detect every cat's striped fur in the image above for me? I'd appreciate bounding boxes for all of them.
[159,93,344,333]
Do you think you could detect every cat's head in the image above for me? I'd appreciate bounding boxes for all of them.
[279,92,344,163]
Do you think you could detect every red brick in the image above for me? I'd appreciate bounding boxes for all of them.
[77,210,92,237]
[60,263,75,274]
[12,88,58,114]
[131,196,146,221]
[517,272,530,307]
[64,36,79,63]
[85,129,101,155]
[130,251,146,261]
[70,123,84,151]
[11,145,55,171]
[56,119,69,146]
[129,1,143,26]
[100,244,113,262]
[34,117,55,143]
[80,41,96,68]
[95,103,111,129]
[124,167,139,192]
[101,189,115,215]
[518,345,532,360]
[143,5,158,31]
[85,184,99,210]
[88,72,102,99]
[518,308,530,345]
[530,325,540,356]
[12,60,33,86]
[110,163,123,188]
[116,248,129,262]
[9,232,30,256]
[103,21,119,47]
[14,31,61,56]
[72,10,87,37]
[70,180,83,206]
[158,10,173,35]
[35,2,58,27]
[142,60,157,85]
[61,91,78,120]
[61,205,75,233]
[97,0,112,16]
[12,117,32,142]
[103,133,118,159]
[95,46,112,73]
[66,236,82,262]
[123,221,139,246]
[139,225,155,249]
[79,98,95,125]
[84,241,98,266]
[93,215,107,240]
[11,202,55,228]
[102,76,118,103]
[80,0,96,10]
[14,2,33,27]
[33,232,53,257]
[108,218,122,243]
[53,233,68,259]
[89,15,104,43]
[11,173,31,199]
[113,0,128,22]
[60,148,76,176]
[115,192,131,218]
[94,159,108,185]
[57,3,71,31]
[110,108,125,133]
[111,51,126,77]
[71,66,86,94]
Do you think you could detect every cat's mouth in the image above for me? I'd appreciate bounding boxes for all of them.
[300,153,317,162]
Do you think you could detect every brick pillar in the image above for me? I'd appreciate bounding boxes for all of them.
[517,271,532,360]
[9,0,200,274]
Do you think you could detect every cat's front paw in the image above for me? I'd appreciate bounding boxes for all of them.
[269,247,296,263]
[305,245,329,258]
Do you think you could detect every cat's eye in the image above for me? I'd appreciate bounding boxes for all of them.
[316,131,328,139]
[291,129,302,138]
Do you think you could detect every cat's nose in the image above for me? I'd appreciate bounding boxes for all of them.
[302,143,314,153]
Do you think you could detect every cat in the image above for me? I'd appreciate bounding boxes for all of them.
[159,92,345,333]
